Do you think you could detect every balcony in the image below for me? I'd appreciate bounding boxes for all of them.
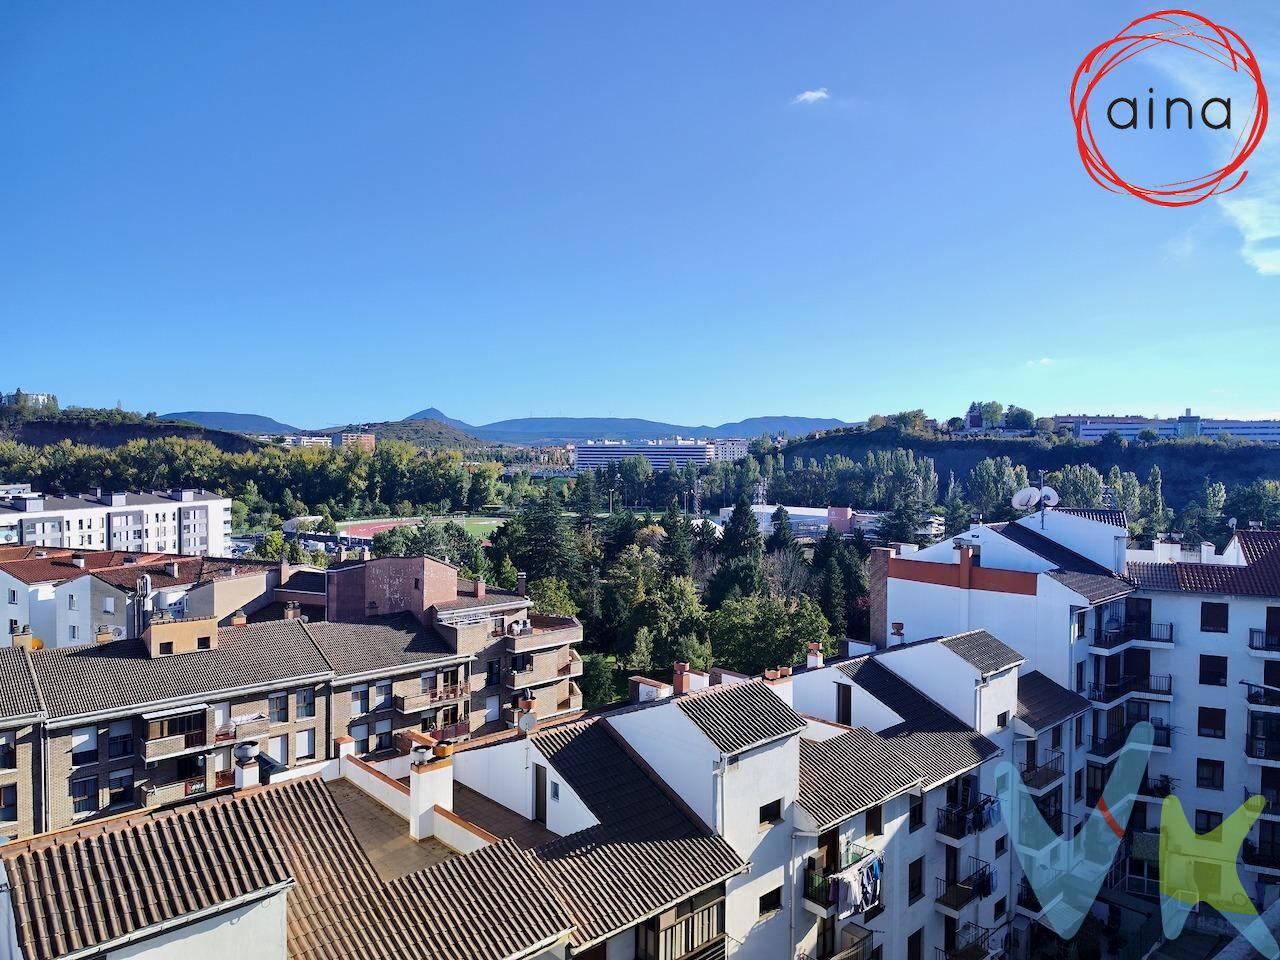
[422,718,471,741]
[1017,810,1073,851]
[799,925,876,960]
[1019,750,1064,792]
[1244,841,1280,873]
[505,614,583,653]
[1139,774,1177,799]
[143,728,207,761]
[936,858,991,915]
[213,716,269,742]
[1089,621,1173,650]
[936,795,1000,841]
[214,769,235,789]
[1249,629,1280,655]
[560,649,584,678]
[141,776,207,808]
[936,923,992,960]
[641,897,725,960]
[1088,724,1171,760]
[1244,683,1280,709]
[1245,787,1280,818]
[803,841,877,909]
[1246,734,1280,763]
[558,681,583,713]
[395,684,468,714]
[1087,674,1172,704]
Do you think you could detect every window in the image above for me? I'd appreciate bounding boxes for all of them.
[158,641,173,655]
[297,687,316,719]
[996,711,1009,729]
[1076,660,1085,693]
[865,803,883,837]
[68,625,78,642]
[758,886,782,917]
[107,770,132,807]
[908,929,923,960]
[907,857,924,903]
[71,727,98,766]
[107,720,133,759]
[267,735,287,765]
[352,684,369,715]
[351,723,370,753]
[1198,707,1226,739]
[1074,768,1084,803]
[375,680,392,710]
[1195,810,1223,833]
[759,798,783,827]
[485,660,501,687]
[374,718,392,751]
[67,593,77,610]
[6,589,14,604]
[268,693,288,724]
[1075,715,1084,747]
[0,784,16,822]
[102,597,115,614]
[1199,655,1228,687]
[196,635,211,650]
[1197,759,1224,791]
[0,730,14,770]
[1200,602,1229,634]
[909,792,924,831]
[296,728,316,761]
[420,670,436,694]
[995,834,1007,858]
[71,777,98,814]
[550,781,561,802]
[1051,725,1062,750]
[994,896,1007,919]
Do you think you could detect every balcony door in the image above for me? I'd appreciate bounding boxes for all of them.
[1125,597,1151,630]
[533,762,548,824]
[1268,607,1280,640]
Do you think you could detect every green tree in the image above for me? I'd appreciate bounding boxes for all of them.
[943,475,970,537]
[719,494,763,562]
[1004,405,1035,430]
[494,555,520,591]
[528,577,579,617]
[979,401,1004,427]
[708,594,830,675]
[659,504,694,577]
[765,505,797,554]
[627,626,655,673]
[1141,466,1170,539]
[254,530,285,561]
[879,483,928,545]
[1052,464,1104,508]
[579,654,617,708]
[817,557,846,638]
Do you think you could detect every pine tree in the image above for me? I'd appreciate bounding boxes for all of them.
[659,503,694,576]
[719,494,763,562]
[818,557,846,638]
[765,505,797,554]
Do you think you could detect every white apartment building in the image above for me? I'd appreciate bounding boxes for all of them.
[256,434,334,448]
[570,437,749,473]
[0,487,231,556]
[882,507,1280,912]
[1069,408,1280,443]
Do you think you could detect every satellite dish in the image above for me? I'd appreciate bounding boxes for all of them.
[1040,486,1060,507]
[517,711,537,734]
[1011,487,1041,511]
[1229,517,1238,530]
[110,625,126,640]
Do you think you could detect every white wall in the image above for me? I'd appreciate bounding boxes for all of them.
[451,737,597,838]
[109,892,288,960]
[607,704,721,829]
[875,644,981,727]
[1022,511,1126,573]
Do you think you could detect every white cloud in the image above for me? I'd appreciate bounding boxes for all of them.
[1025,357,1054,367]
[791,88,830,105]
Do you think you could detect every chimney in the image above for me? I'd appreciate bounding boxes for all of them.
[473,578,486,599]
[166,561,180,578]
[10,625,36,651]
[1249,520,1263,531]
[96,625,114,645]
[233,742,261,790]
[891,621,905,639]
[807,642,824,669]
[70,554,86,569]
[778,666,792,678]
[673,661,691,695]
[230,609,247,627]
[969,513,983,530]
[284,601,301,620]
[516,572,527,597]
[337,545,348,563]
[763,668,780,681]
[358,546,371,561]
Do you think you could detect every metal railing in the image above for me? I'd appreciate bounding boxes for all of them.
[1245,786,1280,816]
[1244,682,1280,708]
[936,859,991,911]
[802,840,876,905]
[1247,734,1280,762]
[1089,723,1171,758]
[936,795,1000,839]
[1138,775,1176,799]
[1087,674,1172,702]
[1090,622,1174,648]
[935,923,991,960]
[1019,750,1064,790]
[1249,629,1280,652]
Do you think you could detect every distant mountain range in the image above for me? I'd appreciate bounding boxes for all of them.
[402,409,855,445]
[161,408,856,447]
[162,411,301,434]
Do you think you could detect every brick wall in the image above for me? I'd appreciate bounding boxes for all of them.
[868,547,891,649]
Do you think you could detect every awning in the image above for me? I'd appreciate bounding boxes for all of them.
[142,702,208,721]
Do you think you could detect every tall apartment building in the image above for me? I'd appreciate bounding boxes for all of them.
[881,507,1280,912]
[1,548,280,647]
[569,437,749,473]
[0,487,232,556]
[338,431,376,451]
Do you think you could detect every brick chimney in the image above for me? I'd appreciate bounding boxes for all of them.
[284,601,301,620]
[10,625,36,651]
[358,547,371,561]
[229,609,248,627]
[516,572,527,597]
[337,545,348,563]
[473,578,486,599]
[806,642,824,669]
[96,625,115,645]
[868,546,891,649]
[673,661,692,695]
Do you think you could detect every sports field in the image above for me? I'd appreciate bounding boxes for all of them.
[339,515,504,540]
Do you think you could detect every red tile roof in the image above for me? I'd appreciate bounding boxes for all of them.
[0,552,171,585]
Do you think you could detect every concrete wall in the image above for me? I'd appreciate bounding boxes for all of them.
[108,891,288,960]
[606,702,721,830]
[452,736,598,838]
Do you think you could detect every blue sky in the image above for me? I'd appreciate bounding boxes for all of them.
[3,1,1279,429]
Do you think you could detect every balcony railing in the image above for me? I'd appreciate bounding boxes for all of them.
[1139,775,1177,799]
[650,899,724,960]
[1089,724,1171,758]
[1249,629,1280,652]
[803,841,876,906]
[1244,842,1280,870]
[935,923,992,960]
[1019,751,1064,791]
[937,858,991,912]
[395,684,468,714]
[214,769,235,789]
[1088,675,1172,703]
[1244,683,1280,708]
[143,728,207,761]
[1090,622,1174,649]
[1245,787,1280,817]
[937,795,1000,840]
[1247,734,1280,762]
[1017,878,1043,913]
[423,718,471,741]
[214,717,269,742]
[798,925,876,960]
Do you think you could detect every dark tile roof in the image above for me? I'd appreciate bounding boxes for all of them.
[1017,670,1090,730]
[994,521,1132,603]
[91,556,276,591]
[674,679,806,754]
[1232,529,1280,565]
[29,619,332,720]
[282,569,327,593]
[0,647,41,720]
[1054,507,1128,528]
[836,657,999,787]
[2,783,293,960]
[1127,557,1280,599]
[434,587,528,613]
[939,630,1024,675]
[798,727,922,829]
[530,718,745,948]
[303,613,459,678]
[387,839,573,960]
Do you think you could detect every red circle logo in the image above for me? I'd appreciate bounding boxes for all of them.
[1070,10,1268,207]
